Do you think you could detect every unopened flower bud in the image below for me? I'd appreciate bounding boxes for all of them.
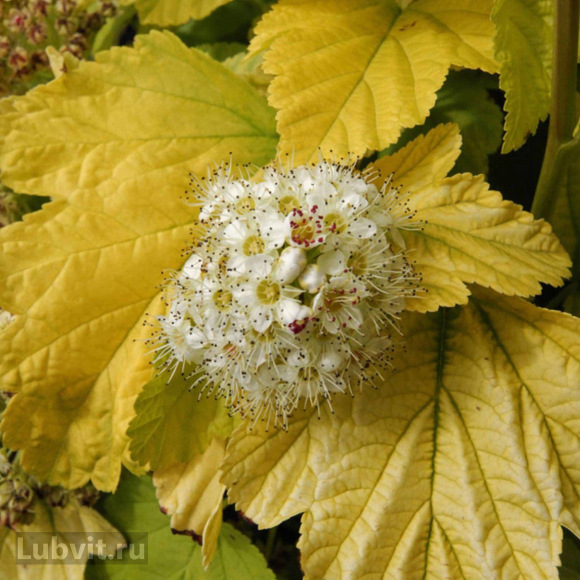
[276,247,307,284]
[317,349,347,372]
[299,264,325,293]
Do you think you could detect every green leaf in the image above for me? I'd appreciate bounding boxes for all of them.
[250,0,498,161]
[211,522,275,580]
[88,472,274,579]
[381,70,503,175]
[0,30,277,491]
[128,369,237,470]
[222,288,580,578]
[492,0,553,152]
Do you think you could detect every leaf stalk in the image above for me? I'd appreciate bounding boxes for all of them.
[532,0,580,221]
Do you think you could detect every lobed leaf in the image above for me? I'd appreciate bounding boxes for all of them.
[0,30,277,491]
[371,124,571,311]
[0,31,276,200]
[211,522,276,580]
[88,472,275,579]
[492,0,553,152]
[222,288,580,579]
[250,0,497,162]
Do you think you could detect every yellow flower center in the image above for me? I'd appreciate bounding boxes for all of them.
[348,253,368,276]
[213,289,233,311]
[243,235,265,256]
[235,196,255,214]
[278,195,300,215]
[323,212,347,234]
[256,280,281,304]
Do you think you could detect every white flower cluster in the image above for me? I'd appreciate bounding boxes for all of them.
[154,160,421,427]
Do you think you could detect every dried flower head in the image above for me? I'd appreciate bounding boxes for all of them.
[0,447,101,529]
[152,160,422,428]
[0,0,117,95]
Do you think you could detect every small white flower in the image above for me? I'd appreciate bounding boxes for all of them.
[234,256,304,332]
[311,273,368,335]
[153,159,421,428]
[180,253,203,281]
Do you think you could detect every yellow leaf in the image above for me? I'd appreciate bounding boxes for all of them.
[222,288,580,579]
[154,437,227,567]
[0,32,276,199]
[0,31,277,491]
[250,0,497,162]
[118,0,232,26]
[371,124,571,311]
[373,122,462,190]
[0,500,123,579]
[46,46,79,79]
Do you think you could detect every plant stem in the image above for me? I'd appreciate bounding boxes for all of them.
[532,0,580,221]
[264,527,277,562]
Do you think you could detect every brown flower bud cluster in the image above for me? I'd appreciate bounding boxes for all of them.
[0,448,101,529]
[0,0,117,94]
